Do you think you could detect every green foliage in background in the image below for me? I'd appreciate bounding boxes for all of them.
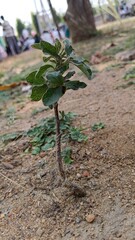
[16,19,25,37]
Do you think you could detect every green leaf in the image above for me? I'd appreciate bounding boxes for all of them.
[63,39,74,56]
[31,84,48,101]
[32,43,41,50]
[58,63,69,74]
[69,56,92,80]
[26,71,45,85]
[55,39,62,53]
[36,65,53,78]
[40,41,58,56]
[46,71,64,88]
[41,142,55,151]
[79,63,92,80]
[64,71,75,80]
[64,156,73,164]
[26,71,37,83]
[70,56,85,64]
[69,127,88,142]
[42,87,63,106]
[61,147,73,164]
[91,122,105,131]
[1,132,23,143]
[32,146,41,155]
[43,56,52,62]
[65,80,87,90]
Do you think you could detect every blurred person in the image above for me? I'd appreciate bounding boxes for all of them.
[51,27,65,41]
[40,30,54,44]
[0,36,7,61]
[31,30,40,43]
[21,28,35,51]
[22,37,35,51]
[22,28,29,41]
[0,16,20,55]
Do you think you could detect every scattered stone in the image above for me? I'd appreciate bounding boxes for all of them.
[75,217,82,224]
[76,173,81,179]
[79,164,85,170]
[41,218,45,223]
[36,159,46,168]
[114,231,122,238]
[37,171,47,179]
[0,213,5,219]
[82,170,90,177]
[39,152,46,158]
[2,162,14,169]
[86,214,95,223]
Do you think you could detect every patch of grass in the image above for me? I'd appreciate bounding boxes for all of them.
[4,107,17,125]
[104,32,135,57]
[5,107,16,118]
[104,45,125,56]
[106,63,125,71]
[124,67,135,80]
[116,81,135,89]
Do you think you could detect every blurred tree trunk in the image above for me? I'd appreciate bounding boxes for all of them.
[65,0,97,43]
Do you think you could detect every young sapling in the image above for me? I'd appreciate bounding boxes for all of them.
[26,39,92,196]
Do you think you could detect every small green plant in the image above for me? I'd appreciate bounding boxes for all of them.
[91,122,105,131]
[26,39,92,196]
[124,67,135,81]
[26,112,87,155]
[116,81,135,89]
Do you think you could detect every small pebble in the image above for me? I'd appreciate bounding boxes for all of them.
[86,214,95,223]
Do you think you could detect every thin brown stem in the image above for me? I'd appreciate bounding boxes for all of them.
[54,103,65,180]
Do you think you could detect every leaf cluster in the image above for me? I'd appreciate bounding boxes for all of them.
[26,112,88,157]
[26,39,92,108]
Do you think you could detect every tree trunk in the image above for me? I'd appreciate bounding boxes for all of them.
[65,0,97,43]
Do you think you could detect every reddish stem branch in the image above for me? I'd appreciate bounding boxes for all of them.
[54,103,65,180]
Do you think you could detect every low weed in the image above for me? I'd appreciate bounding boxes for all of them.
[116,81,135,89]
[91,122,105,131]
[124,67,135,81]
[26,112,88,156]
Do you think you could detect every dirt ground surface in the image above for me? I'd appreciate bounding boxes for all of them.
[0,19,135,240]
